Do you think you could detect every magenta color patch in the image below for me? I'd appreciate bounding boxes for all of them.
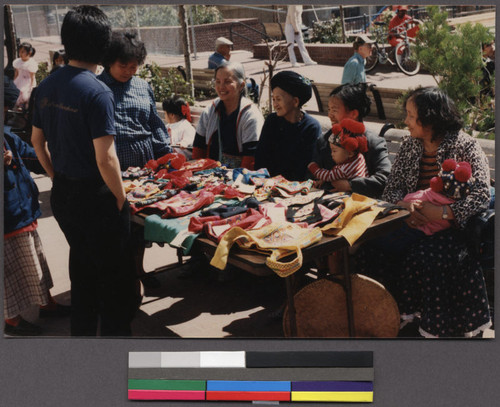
[128,389,205,400]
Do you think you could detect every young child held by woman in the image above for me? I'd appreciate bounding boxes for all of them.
[402,158,473,236]
[13,42,37,109]
[308,118,368,182]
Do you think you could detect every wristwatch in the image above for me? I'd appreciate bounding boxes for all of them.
[442,205,449,220]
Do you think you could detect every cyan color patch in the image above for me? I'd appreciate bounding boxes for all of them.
[207,380,291,392]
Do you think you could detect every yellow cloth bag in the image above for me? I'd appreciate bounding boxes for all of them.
[210,222,323,277]
[321,193,384,245]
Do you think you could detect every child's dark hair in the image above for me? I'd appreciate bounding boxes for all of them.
[163,97,190,121]
[102,31,147,69]
[52,50,67,66]
[61,5,112,64]
[329,83,371,121]
[19,42,36,57]
[403,87,463,141]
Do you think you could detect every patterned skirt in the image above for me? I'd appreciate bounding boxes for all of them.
[355,228,492,337]
[4,230,54,319]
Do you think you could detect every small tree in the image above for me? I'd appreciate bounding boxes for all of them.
[309,18,343,44]
[415,6,494,137]
[137,63,194,104]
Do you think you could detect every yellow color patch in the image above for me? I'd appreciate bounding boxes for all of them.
[291,391,373,402]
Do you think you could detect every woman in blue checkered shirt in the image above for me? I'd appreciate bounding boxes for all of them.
[98,31,171,288]
[97,31,171,171]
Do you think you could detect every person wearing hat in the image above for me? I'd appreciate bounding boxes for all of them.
[208,37,233,69]
[3,75,71,336]
[388,5,421,48]
[285,5,317,67]
[341,34,375,85]
[255,71,322,181]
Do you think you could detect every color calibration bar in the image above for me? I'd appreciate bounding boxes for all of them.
[128,351,374,403]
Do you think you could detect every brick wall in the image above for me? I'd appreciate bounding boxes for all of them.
[190,18,264,53]
[129,18,264,55]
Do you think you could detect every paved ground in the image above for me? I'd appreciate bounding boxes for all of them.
[7,31,494,339]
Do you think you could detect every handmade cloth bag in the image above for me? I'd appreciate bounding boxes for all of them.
[210,222,322,277]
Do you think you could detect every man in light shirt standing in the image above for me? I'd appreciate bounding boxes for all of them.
[285,5,317,67]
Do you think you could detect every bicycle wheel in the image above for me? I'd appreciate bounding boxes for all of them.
[395,41,420,75]
[364,46,379,73]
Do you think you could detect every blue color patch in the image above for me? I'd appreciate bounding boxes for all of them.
[292,381,373,392]
[206,381,291,392]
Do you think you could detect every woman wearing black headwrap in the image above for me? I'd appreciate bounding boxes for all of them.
[255,71,322,181]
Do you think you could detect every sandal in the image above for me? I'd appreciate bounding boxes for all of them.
[4,319,42,336]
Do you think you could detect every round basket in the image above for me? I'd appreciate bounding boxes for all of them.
[283,274,400,338]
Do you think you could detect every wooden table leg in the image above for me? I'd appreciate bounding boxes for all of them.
[286,275,297,337]
[341,248,355,337]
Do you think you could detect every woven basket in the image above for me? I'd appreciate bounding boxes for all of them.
[283,274,399,338]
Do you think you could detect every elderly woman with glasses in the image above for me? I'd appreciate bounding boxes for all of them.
[192,61,264,169]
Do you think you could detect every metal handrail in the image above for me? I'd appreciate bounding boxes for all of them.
[229,20,273,45]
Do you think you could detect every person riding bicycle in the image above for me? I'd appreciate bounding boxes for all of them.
[388,5,421,49]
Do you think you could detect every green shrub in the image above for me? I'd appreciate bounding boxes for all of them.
[190,5,223,25]
[137,63,194,104]
[415,6,495,138]
[309,18,343,44]
[35,62,49,84]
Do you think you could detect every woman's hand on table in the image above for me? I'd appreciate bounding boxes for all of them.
[313,179,325,188]
[330,179,352,192]
[397,200,429,228]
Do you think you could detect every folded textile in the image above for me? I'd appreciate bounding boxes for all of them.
[202,209,271,242]
[144,214,200,255]
[321,193,384,245]
[232,167,270,184]
[272,179,314,197]
[211,222,322,277]
[152,190,215,219]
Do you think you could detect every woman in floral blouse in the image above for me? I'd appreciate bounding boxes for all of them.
[357,87,492,338]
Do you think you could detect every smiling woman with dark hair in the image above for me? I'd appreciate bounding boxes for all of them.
[255,70,322,181]
[97,31,170,170]
[357,86,492,338]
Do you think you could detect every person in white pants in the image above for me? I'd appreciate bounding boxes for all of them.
[285,5,317,67]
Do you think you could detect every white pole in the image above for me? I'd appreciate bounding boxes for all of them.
[189,6,197,60]
[134,6,141,40]
[26,5,33,38]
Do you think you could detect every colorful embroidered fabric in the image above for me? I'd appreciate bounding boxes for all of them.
[274,190,325,207]
[129,190,178,214]
[143,199,240,254]
[272,179,314,197]
[190,208,271,242]
[144,190,214,219]
[122,166,152,179]
[232,168,270,184]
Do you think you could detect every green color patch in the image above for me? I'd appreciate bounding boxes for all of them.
[128,379,206,391]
